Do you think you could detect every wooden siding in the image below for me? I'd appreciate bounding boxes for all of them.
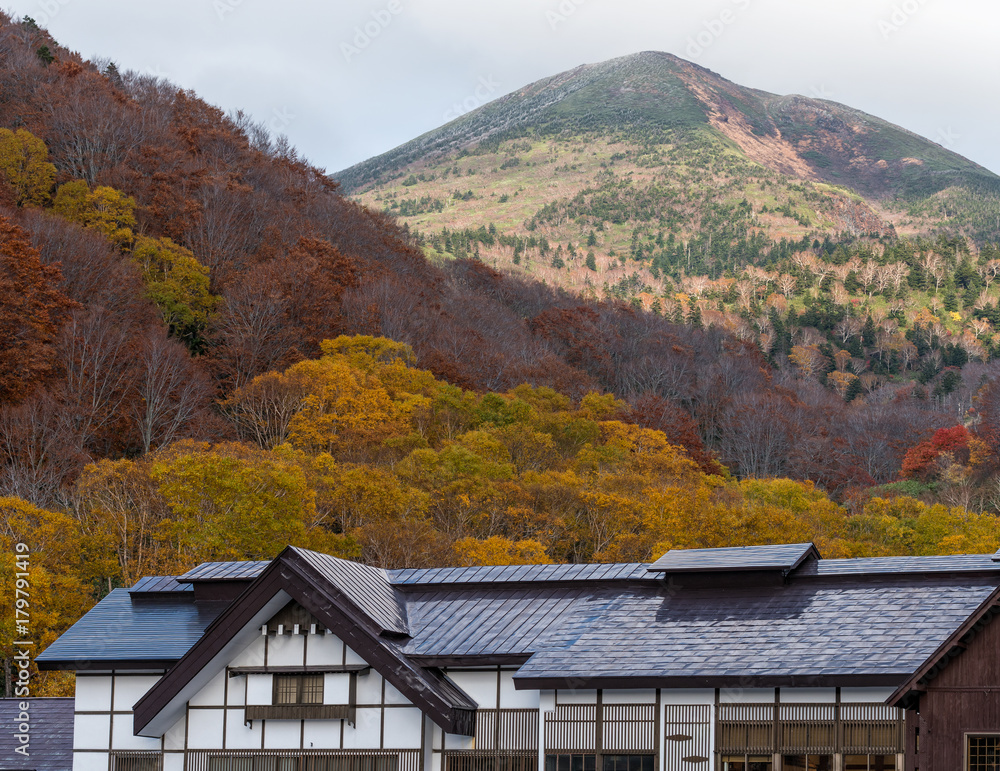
[914,609,1000,770]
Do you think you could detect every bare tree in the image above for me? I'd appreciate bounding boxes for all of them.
[132,333,213,453]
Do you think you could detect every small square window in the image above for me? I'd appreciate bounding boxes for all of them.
[968,735,1000,771]
[273,674,324,705]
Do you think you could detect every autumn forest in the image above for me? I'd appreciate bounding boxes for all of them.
[1,15,1000,695]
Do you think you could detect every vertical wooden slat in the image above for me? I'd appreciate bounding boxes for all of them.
[663,705,711,771]
[184,750,420,771]
[716,703,905,756]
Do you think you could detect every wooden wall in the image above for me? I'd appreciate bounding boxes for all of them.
[914,610,1000,770]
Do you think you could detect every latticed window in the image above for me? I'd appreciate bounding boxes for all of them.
[274,673,324,705]
[111,753,162,771]
[544,755,595,771]
[968,735,1000,771]
[842,757,896,770]
[721,757,772,771]
[199,751,409,771]
[601,755,653,771]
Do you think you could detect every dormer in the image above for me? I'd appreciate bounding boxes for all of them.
[646,542,821,587]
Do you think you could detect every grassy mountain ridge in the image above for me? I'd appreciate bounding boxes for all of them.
[335,51,1000,366]
[338,51,998,200]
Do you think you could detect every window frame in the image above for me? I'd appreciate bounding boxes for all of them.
[273,673,324,706]
[966,733,1000,771]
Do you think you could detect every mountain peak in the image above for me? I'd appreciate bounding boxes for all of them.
[337,51,997,207]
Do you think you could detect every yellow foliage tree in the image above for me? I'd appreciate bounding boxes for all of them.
[0,128,56,206]
[453,535,551,566]
[286,358,405,456]
[0,497,90,696]
[53,180,136,248]
[149,442,312,562]
[132,235,218,344]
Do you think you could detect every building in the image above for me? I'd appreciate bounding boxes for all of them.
[36,543,1000,771]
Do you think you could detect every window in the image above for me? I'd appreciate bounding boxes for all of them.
[445,756,537,771]
[601,756,653,771]
[968,735,1000,771]
[205,756,402,771]
[274,674,323,705]
[781,757,832,771]
[843,756,896,771]
[543,755,653,771]
[722,757,772,771]
[112,753,163,771]
[544,755,595,771]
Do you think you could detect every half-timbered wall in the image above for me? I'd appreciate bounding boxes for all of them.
[73,625,425,771]
[73,672,166,771]
[69,658,911,771]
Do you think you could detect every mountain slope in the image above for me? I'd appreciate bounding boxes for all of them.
[337,51,1000,240]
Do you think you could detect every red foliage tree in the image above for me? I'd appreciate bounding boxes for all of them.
[0,213,76,404]
[900,425,970,481]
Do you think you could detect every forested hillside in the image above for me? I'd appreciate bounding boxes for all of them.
[1,15,1000,696]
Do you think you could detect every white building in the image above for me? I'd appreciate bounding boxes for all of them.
[36,544,1000,771]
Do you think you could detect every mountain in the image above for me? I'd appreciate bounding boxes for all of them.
[340,52,996,199]
[337,52,1000,282]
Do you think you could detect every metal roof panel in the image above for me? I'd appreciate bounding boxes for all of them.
[37,590,223,666]
[178,561,270,582]
[290,547,408,635]
[130,576,192,594]
[647,543,819,573]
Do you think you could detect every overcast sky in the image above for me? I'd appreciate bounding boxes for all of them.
[6,0,999,176]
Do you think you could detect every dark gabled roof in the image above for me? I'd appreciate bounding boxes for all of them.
[36,590,225,670]
[390,562,650,586]
[887,586,1000,708]
[295,548,408,635]
[132,546,475,737]
[0,698,73,771]
[994,548,1000,562]
[40,544,1000,724]
[178,560,271,582]
[512,576,1000,688]
[647,543,820,574]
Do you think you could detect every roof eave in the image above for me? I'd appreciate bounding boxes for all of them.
[513,673,910,690]
[36,658,178,672]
